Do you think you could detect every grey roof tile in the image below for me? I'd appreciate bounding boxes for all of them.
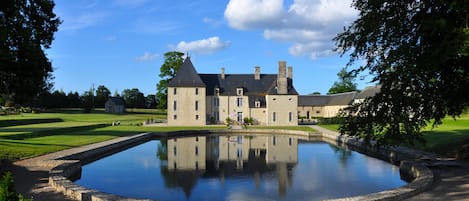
[168,57,206,87]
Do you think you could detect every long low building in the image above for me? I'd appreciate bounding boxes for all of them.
[298,85,380,119]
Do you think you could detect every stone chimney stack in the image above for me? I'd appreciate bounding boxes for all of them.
[277,61,288,94]
[221,67,225,79]
[287,66,292,79]
[254,66,260,80]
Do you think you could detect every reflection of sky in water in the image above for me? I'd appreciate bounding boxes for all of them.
[76,136,406,201]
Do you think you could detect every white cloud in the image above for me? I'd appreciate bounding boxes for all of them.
[203,17,223,27]
[224,0,357,59]
[135,52,159,62]
[171,37,230,55]
[224,0,285,30]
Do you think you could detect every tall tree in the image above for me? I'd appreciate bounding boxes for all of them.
[0,0,61,105]
[156,51,184,109]
[327,67,358,94]
[95,85,111,108]
[334,0,469,146]
[122,88,145,108]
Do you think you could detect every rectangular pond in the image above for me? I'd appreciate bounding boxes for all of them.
[75,134,406,201]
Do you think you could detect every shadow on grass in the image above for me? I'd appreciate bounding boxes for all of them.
[0,124,109,140]
[0,118,63,128]
[414,129,469,157]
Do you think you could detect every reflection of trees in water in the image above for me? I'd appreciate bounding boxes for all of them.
[329,144,352,167]
[157,137,168,161]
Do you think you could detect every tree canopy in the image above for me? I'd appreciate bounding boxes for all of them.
[335,0,469,146]
[0,0,61,105]
[156,51,184,109]
[95,85,111,108]
[327,67,358,95]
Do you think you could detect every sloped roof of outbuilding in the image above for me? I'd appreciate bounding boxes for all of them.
[107,97,125,106]
[298,91,357,106]
[356,85,381,99]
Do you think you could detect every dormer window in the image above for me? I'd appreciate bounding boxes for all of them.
[255,100,261,108]
[214,87,220,96]
[237,88,243,96]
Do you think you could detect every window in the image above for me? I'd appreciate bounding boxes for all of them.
[195,115,199,120]
[173,88,177,95]
[289,138,292,146]
[289,112,293,122]
[195,161,199,169]
[306,111,310,119]
[196,136,199,142]
[214,97,219,106]
[173,146,177,155]
[273,136,277,145]
[237,88,243,96]
[195,88,198,95]
[255,100,261,108]
[173,115,177,119]
[237,97,243,107]
[195,146,199,155]
[215,88,220,95]
[173,101,177,111]
[272,112,276,122]
[195,101,199,111]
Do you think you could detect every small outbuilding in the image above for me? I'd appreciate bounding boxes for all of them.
[105,97,125,113]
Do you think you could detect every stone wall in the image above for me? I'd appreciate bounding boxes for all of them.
[47,129,434,201]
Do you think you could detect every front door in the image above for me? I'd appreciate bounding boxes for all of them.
[237,112,243,123]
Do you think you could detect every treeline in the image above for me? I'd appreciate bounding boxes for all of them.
[29,85,157,110]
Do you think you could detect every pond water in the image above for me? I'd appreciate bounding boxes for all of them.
[75,134,406,201]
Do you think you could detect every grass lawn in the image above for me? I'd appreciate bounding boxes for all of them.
[318,113,469,158]
[0,109,315,160]
[0,109,225,160]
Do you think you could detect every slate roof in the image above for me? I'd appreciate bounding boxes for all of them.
[168,57,206,87]
[356,85,381,99]
[200,74,297,96]
[107,97,125,106]
[299,91,358,106]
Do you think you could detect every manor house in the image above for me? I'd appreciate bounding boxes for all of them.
[167,57,298,126]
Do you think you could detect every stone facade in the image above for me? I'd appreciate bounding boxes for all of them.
[167,57,298,126]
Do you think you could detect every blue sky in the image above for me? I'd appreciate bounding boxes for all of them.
[47,0,372,96]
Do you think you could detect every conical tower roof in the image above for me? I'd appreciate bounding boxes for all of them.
[168,57,206,87]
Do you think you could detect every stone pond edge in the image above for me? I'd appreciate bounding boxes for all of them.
[47,129,434,201]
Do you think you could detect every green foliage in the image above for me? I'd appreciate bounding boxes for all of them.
[327,68,357,95]
[156,52,184,109]
[335,0,469,146]
[0,172,18,201]
[0,0,61,105]
[225,117,233,127]
[81,89,93,113]
[122,88,145,108]
[95,85,111,108]
[316,117,343,125]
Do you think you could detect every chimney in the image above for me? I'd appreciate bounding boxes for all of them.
[287,66,292,79]
[254,66,260,80]
[221,67,225,79]
[277,61,288,94]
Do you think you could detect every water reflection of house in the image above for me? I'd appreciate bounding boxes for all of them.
[167,136,206,170]
[165,135,299,197]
